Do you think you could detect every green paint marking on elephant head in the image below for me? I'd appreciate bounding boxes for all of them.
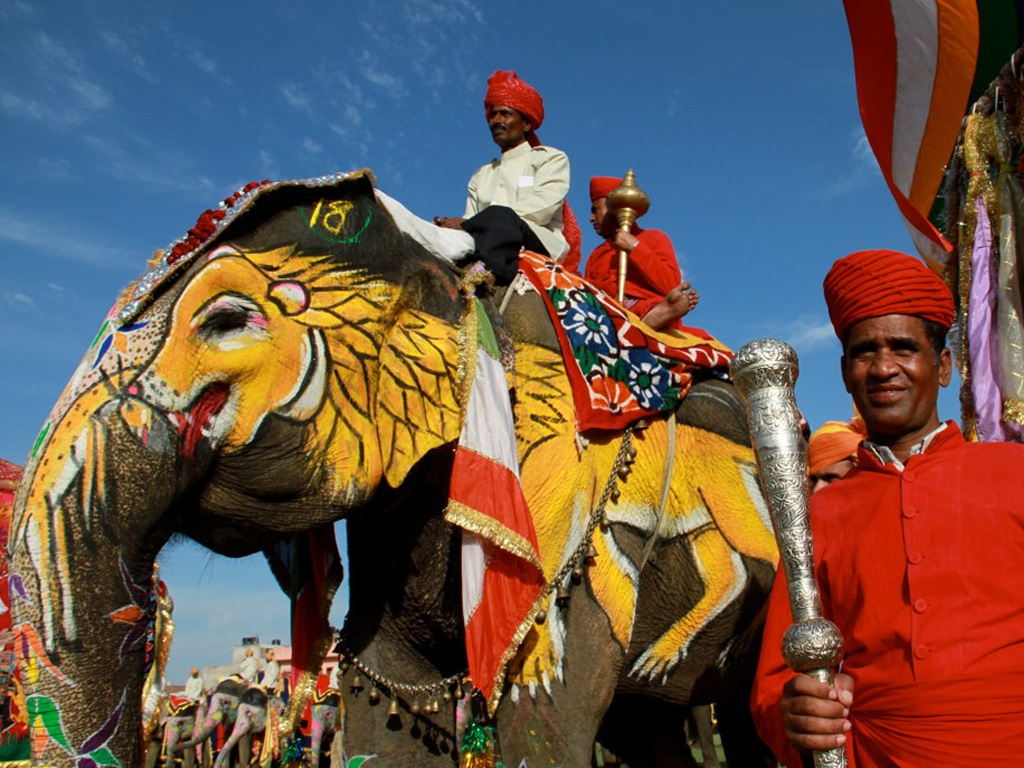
[29,422,50,461]
[345,756,377,768]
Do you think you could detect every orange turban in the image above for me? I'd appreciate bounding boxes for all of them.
[807,418,867,477]
[590,176,622,202]
[823,249,955,340]
[484,70,544,131]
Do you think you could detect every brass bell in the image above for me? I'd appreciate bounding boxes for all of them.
[430,700,440,714]
[350,674,363,692]
[454,684,465,700]
[610,484,620,503]
[586,542,599,561]
[409,701,421,715]
[617,464,631,480]
[600,514,610,532]
[555,583,571,606]
[387,698,401,723]
[535,609,547,625]
[368,689,380,705]
[571,565,584,584]
[627,443,638,460]
[443,691,452,703]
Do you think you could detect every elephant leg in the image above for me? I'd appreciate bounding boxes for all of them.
[691,705,720,768]
[631,527,746,682]
[498,589,622,767]
[597,696,699,768]
[144,740,160,768]
[237,732,251,768]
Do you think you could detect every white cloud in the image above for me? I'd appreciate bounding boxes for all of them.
[0,33,111,126]
[82,133,218,200]
[258,149,277,178]
[0,207,136,268]
[98,28,156,82]
[182,43,230,85]
[302,137,323,155]
[821,125,882,198]
[0,291,37,311]
[776,315,839,353]
[358,50,408,99]
[280,81,314,117]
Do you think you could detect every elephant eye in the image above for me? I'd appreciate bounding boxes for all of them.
[193,294,267,340]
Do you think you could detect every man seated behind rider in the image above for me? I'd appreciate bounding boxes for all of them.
[584,176,698,331]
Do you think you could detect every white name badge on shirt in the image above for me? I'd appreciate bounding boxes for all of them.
[518,175,534,188]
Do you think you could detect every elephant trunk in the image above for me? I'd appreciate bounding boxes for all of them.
[11,394,184,767]
[214,716,254,768]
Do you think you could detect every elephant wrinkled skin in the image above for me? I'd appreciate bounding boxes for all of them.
[11,173,776,767]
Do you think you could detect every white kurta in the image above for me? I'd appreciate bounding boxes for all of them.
[184,674,204,700]
[464,141,570,259]
[262,660,280,690]
[238,655,259,683]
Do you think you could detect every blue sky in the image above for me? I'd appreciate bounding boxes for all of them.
[0,0,960,683]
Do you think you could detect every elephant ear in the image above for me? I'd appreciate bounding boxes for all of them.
[375,303,462,488]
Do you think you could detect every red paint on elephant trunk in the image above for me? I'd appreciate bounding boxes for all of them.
[179,383,230,458]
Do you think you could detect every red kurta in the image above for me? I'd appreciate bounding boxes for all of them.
[583,227,682,327]
[751,423,1024,767]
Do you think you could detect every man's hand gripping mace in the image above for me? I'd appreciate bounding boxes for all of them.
[605,169,650,303]
[731,339,847,768]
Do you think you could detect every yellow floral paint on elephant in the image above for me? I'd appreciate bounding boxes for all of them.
[509,342,777,691]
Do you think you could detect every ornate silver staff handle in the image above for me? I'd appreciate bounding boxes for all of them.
[731,339,847,768]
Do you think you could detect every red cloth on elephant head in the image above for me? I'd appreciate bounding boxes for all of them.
[823,249,955,340]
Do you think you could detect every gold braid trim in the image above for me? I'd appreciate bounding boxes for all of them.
[140,573,175,752]
[258,696,280,767]
[485,592,545,718]
[1003,398,1024,427]
[444,499,541,571]
[957,113,1000,440]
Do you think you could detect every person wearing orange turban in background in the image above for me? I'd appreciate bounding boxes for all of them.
[584,176,699,331]
[435,70,580,283]
[807,418,867,493]
[751,249,1024,767]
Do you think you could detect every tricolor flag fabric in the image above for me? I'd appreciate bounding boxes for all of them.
[445,298,544,715]
[843,0,1024,270]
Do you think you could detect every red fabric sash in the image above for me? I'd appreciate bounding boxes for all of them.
[850,675,1024,766]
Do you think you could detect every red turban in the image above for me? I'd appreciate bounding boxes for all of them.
[807,418,867,477]
[590,176,622,202]
[484,70,544,131]
[823,249,955,340]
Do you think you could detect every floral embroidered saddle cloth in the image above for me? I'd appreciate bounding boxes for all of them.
[517,251,733,433]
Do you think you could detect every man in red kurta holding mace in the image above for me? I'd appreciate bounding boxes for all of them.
[751,249,1024,766]
[584,175,699,331]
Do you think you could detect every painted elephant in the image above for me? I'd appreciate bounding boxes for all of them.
[173,679,248,765]
[145,695,201,768]
[213,685,283,768]
[308,688,342,768]
[11,172,777,767]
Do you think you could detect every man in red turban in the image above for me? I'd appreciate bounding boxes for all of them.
[583,176,699,331]
[435,71,579,281]
[807,417,867,493]
[752,249,1024,766]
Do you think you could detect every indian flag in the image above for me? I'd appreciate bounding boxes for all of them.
[844,0,1024,270]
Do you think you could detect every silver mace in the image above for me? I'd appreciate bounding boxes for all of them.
[730,339,847,768]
